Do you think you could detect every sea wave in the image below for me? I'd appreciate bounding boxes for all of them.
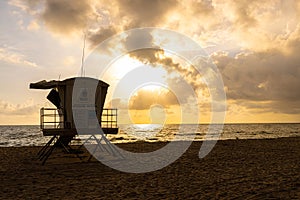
[0,124,299,147]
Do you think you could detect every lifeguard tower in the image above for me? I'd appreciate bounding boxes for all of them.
[30,77,119,164]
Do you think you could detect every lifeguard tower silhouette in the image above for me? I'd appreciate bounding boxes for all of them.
[30,77,119,164]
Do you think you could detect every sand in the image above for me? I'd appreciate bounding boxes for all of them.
[0,137,299,199]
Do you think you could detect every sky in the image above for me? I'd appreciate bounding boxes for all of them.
[1,0,300,125]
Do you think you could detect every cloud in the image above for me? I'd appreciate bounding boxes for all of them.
[129,48,207,92]
[12,0,300,48]
[8,0,300,119]
[41,0,94,34]
[8,0,40,13]
[129,88,178,110]
[115,0,178,27]
[214,52,300,102]
[0,99,40,116]
[86,0,180,47]
[27,20,40,31]
[122,30,214,110]
[226,0,300,51]
[0,47,37,67]
[13,0,179,45]
[0,99,53,124]
[87,27,117,47]
[230,0,259,27]
[106,98,129,110]
[13,0,299,53]
[212,27,300,113]
[230,99,300,115]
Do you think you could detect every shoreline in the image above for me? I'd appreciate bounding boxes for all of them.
[1,135,300,148]
[1,137,299,199]
[1,122,300,126]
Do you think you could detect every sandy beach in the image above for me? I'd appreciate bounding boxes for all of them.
[1,137,299,199]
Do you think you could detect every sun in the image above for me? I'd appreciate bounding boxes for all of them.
[103,55,142,80]
[101,53,170,101]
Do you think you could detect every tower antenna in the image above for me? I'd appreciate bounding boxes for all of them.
[80,32,86,77]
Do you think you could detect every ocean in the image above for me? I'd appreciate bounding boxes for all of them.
[0,123,299,147]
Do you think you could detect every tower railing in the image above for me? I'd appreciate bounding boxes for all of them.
[40,108,64,129]
[101,108,118,128]
[40,107,118,130]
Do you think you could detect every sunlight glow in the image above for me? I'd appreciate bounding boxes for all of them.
[141,84,163,92]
